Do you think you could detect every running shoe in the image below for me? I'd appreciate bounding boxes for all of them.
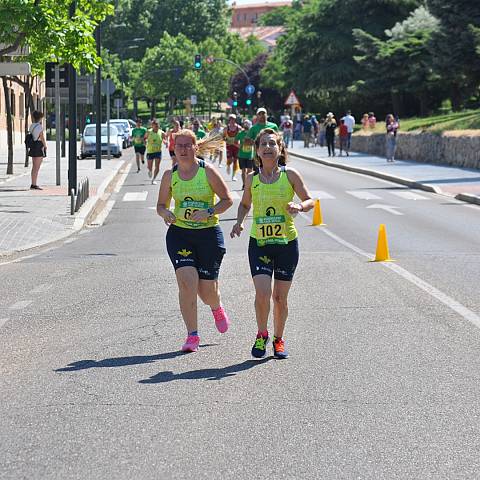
[251,334,269,358]
[181,335,200,352]
[151,180,157,185]
[212,305,230,333]
[273,336,288,359]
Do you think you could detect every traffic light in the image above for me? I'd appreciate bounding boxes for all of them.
[233,99,238,107]
[246,97,252,106]
[194,54,202,69]
[86,113,92,124]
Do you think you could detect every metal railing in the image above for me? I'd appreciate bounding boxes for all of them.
[70,177,90,215]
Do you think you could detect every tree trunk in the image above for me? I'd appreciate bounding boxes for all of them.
[23,77,35,167]
[2,77,14,175]
[150,98,156,119]
[450,83,462,111]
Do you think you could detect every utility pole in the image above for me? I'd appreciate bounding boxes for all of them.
[68,0,77,195]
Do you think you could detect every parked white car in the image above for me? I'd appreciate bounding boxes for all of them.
[80,124,123,159]
[111,119,133,148]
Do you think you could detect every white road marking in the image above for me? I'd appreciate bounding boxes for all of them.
[391,191,429,200]
[63,238,76,244]
[346,190,382,200]
[310,190,335,200]
[0,318,9,329]
[366,204,404,215]
[123,191,148,202]
[9,300,33,310]
[90,200,115,227]
[114,163,132,193]
[230,191,241,200]
[300,212,480,331]
[31,284,52,294]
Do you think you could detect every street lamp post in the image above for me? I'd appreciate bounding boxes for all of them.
[95,23,102,169]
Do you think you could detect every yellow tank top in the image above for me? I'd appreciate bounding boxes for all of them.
[171,160,218,229]
[146,129,163,154]
[250,167,297,245]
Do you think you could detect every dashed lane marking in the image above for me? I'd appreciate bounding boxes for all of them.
[31,284,53,294]
[123,191,148,202]
[346,190,382,200]
[391,191,429,200]
[309,190,336,200]
[9,300,33,310]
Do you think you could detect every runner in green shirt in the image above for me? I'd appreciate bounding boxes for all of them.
[245,108,279,147]
[131,119,147,173]
[192,119,206,140]
[236,119,254,189]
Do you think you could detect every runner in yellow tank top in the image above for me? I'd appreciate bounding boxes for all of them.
[230,128,314,359]
[145,119,164,184]
[157,129,234,352]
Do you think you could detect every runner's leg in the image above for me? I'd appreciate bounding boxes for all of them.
[272,279,292,338]
[197,279,220,310]
[153,157,161,182]
[253,275,272,333]
[175,267,199,334]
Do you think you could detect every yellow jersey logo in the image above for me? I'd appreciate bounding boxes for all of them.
[259,255,271,264]
[177,249,192,257]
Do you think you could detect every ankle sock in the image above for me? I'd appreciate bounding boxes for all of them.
[188,330,198,337]
[257,330,268,338]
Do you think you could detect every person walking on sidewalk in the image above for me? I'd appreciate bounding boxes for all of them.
[324,113,337,157]
[338,119,349,156]
[302,114,313,148]
[342,110,355,150]
[156,129,234,352]
[132,119,147,173]
[385,114,399,162]
[317,117,326,146]
[28,110,47,190]
[230,128,314,359]
[145,119,164,184]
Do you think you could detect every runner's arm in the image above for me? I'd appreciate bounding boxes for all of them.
[189,165,233,222]
[285,168,314,213]
[157,170,175,225]
[230,173,253,238]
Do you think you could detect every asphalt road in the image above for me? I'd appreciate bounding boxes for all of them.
[1,150,480,479]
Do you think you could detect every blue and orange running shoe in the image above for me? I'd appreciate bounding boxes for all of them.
[273,336,288,359]
[251,334,269,358]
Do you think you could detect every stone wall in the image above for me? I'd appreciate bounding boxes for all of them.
[349,131,480,169]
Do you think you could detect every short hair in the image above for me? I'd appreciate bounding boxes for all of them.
[32,110,43,122]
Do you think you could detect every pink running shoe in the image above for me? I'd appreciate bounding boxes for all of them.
[212,305,230,333]
[181,335,200,352]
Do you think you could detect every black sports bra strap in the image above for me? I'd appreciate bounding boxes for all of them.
[198,159,205,168]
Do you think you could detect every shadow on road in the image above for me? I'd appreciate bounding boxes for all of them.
[139,358,272,383]
[54,346,219,372]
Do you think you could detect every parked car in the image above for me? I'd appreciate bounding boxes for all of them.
[80,124,123,159]
[111,119,133,148]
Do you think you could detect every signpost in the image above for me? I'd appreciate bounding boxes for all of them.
[0,62,31,76]
[284,90,301,148]
[245,84,255,96]
[55,65,61,186]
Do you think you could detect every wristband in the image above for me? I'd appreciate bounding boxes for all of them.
[207,207,215,217]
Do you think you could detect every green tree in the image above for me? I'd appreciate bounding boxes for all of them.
[427,0,480,110]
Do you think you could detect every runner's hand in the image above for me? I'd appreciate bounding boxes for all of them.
[230,222,243,238]
[163,211,176,226]
[190,209,209,222]
[286,202,302,214]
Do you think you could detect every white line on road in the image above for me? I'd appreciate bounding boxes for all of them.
[9,300,33,310]
[90,200,115,227]
[123,191,148,202]
[390,191,429,200]
[230,191,241,200]
[310,190,336,199]
[366,204,404,215]
[0,318,9,329]
[63,238,76,244]
[114,163,132,193]
[300,212,480,331]
[346,190,382,200]
[31,284,52,294]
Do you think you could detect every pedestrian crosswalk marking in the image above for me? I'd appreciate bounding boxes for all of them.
[123,191,148,202]
[9,300,33,310]
[390,191,429,200]
[346,190,382,200]
[309,190,335,199]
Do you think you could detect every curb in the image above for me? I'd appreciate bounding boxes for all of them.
[0,158,129,261]
[289,151,480,205]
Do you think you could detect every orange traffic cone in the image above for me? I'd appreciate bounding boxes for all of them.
[311,199,326,226]
[372,224,394,262]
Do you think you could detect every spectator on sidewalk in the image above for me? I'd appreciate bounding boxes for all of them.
[324,113,337,157]
[302,114,313,148]
[342,110,355,150]
[281,115,293,147]
[317,117,326,146]
[361,113,369,130]
[28,110,47,190]
[368,112,377,129]
[385,114,399,162]
[338,119,349,156]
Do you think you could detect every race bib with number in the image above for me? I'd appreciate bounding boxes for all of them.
[179,199,209,228]
[255,215,288,246]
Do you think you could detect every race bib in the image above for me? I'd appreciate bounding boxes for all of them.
[255,215,287,246]
[179,199,209,227]
[241,143,253,153]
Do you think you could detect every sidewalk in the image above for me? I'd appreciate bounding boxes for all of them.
[289,140,480,205]
[0,141,128,258]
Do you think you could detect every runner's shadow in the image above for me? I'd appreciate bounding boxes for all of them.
[55,345,218,372]
[139,358,272,383]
